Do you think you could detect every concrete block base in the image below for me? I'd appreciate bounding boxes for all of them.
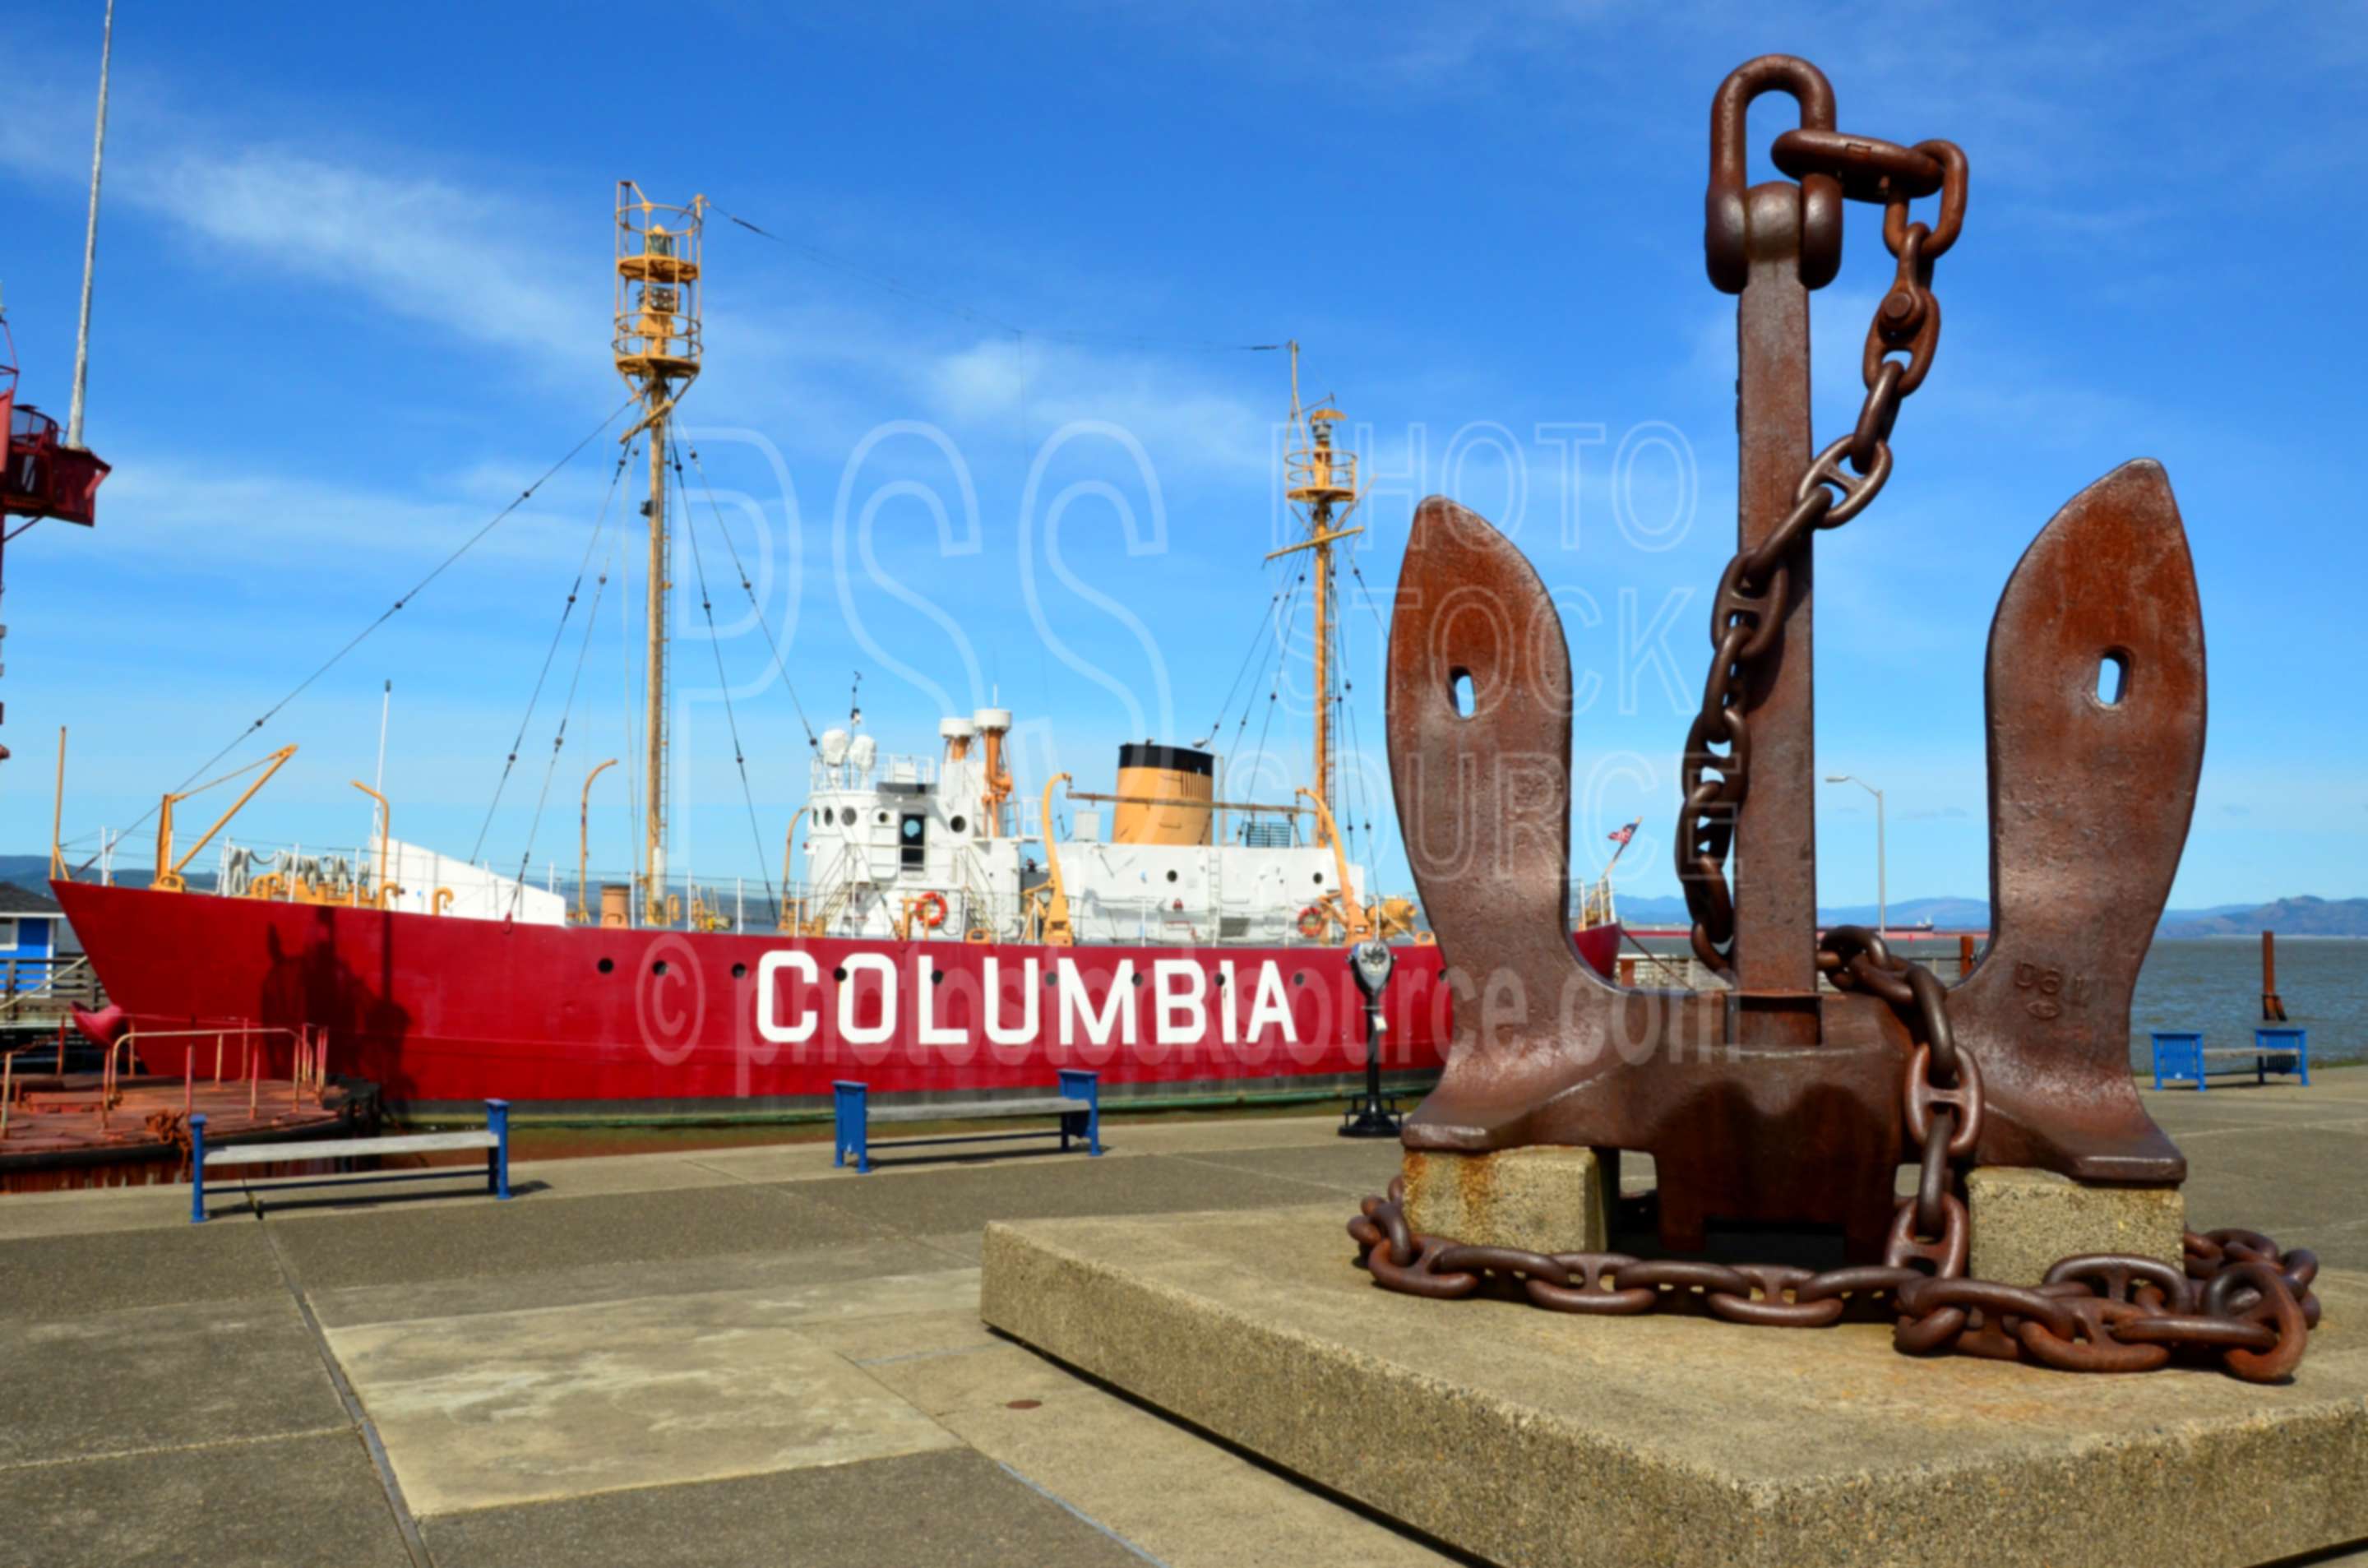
[1968,1166,2185,1286]
[981,1204,2368,1568]
[1401,1145,1606,1255]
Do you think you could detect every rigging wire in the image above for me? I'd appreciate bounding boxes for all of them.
[673,437,782,924]
[470,438,634,864]
[507,516,622,914]
[1346,557,1393,641]
[677,440,820,747]
[1341,557,1394,881]
[79,398,637,877]
[1200,553,1293,746]
[618,499,642,895]
[1241,566,1311,815]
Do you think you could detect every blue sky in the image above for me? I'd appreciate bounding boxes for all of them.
[1,2,2361,912]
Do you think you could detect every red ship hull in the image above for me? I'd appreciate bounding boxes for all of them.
[54,882,1622,1117]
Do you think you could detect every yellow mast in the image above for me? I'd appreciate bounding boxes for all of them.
[1265,341,1362,821]
[613,183,705,925]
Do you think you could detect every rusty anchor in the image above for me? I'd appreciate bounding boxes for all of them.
[1385,54,2198,1265]
[1350,58,2317,1377]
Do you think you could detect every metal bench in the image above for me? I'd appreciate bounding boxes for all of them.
[832,1071,1101,1174]
[2149,1029,2310,1092]
[190,1099,511,1222]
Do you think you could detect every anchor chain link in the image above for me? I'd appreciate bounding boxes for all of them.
[1680,129,1967,974]
[1348,1176,2317,1383]
[1348,111,2319,1383]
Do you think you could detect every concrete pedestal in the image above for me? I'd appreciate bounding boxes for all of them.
[1402,1146,1607,1255]
[1968,1166,2185,1286]
[982,1204,2367,1568]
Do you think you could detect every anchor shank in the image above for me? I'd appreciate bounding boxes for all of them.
[1732,182,1820,1020]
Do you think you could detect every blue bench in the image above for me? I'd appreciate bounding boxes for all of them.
[832,1071,1102,1174]
[2150,1029,2310,1091]
[191,1099,512,1222]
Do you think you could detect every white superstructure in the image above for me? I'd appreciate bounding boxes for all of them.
[788,710,1362,946]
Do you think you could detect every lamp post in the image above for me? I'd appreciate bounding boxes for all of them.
[1824,775,1885,939]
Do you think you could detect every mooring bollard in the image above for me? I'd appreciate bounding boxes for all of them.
[189,1113,209,1223]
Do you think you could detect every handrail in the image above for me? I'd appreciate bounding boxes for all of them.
[0,955,97,1023]
[1063,789,1309,815]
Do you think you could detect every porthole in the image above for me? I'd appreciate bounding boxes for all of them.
[931,969,946,984]
[1293,972,1307,987]
[597,957,615,974]
[1165,870,1179,883]
[1131,971,1144,985]
[652,960,668,977]
[731,962,747,979]
[949,814,968,834]
[839,807,856,826]
[876,811,890,825]
[833,965,849,982]
[1312,872,1325,885]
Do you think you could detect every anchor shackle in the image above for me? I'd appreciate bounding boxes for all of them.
[1705,54,1841,294]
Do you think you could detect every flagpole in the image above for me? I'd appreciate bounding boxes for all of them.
[1603,817,1642,875]
[67,0,113,451]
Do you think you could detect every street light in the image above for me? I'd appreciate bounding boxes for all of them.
[1824,775,1885,939]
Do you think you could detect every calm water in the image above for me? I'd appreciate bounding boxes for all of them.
[2128,938,2364,1067]
[1621,934,2364,1067]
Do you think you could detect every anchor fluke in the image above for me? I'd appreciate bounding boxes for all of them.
[1952,458,2201,1182]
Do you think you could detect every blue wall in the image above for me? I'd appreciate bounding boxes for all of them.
[0,916,61,991]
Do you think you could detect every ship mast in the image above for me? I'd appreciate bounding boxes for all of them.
[1267,341,1362,821]
[613,183,705,924]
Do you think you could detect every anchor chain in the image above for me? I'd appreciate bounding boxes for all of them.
[1680,132,1966,975]
[1348,107,2320,1381]
[1348,1177,2317,1383]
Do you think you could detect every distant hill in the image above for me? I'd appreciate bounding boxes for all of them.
[1612,895,1994,929]
[0,854,60,886]
[2159,895,2368,939]
[1816,896,1993,930]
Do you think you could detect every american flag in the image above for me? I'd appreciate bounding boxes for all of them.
[1607,819,1640,847]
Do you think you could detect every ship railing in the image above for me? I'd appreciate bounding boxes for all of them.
[7,1021,327,1136]
[1598,937,1990,992]
[808,753,938,791]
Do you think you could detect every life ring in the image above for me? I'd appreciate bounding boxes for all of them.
[914,890,950,930]
[1297,904,1330,940]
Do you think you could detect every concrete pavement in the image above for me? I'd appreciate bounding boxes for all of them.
[2,1076,2362,1566]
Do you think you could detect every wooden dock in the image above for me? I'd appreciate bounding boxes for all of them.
[0,1028,377,1173]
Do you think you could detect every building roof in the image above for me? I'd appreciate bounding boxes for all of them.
[0,881,66,917]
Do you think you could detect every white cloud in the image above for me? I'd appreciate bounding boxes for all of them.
[0,40,589,372]
[132,146,591,365]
